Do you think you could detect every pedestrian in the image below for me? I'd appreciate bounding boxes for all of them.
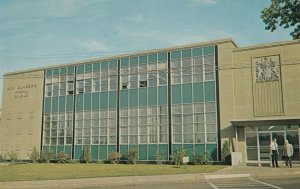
[270,138,279,168]
[283,139,293,168]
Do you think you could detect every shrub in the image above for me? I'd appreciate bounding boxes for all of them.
[8,151,18,163]
[155,151,163,165]
[193,151,213,165]
[171,148,187,165]
[83,145,91,163]
[222,141,231,164]
[0,152,7,163]
[41,149,54,163]
[107,152,120,164]
[127,148,138,164]
[56,152,70,163]
[28,146,40,163]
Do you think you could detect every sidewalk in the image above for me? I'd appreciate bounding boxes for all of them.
[1,165,299,189]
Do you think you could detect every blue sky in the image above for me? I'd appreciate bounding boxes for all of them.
[0,0,294,107]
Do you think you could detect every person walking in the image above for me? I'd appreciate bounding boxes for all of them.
[270,138,279,168]
[283,139,293,168]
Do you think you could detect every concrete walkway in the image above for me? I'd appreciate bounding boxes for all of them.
[1,165,299,189]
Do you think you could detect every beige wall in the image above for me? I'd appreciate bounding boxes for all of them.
[0,70,44,159]
[218,39,300,163]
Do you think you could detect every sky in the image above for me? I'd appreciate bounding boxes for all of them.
[0,0,294,108]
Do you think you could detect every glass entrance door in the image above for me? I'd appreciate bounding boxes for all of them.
[259,131,284,162]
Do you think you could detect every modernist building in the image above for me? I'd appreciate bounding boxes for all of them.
[1,38,300,165]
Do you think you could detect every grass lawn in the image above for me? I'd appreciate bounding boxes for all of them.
[0,163,227,182]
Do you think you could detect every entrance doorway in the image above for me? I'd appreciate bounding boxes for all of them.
[258,132,284,162]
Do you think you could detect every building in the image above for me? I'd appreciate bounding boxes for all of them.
[0,38,299,165]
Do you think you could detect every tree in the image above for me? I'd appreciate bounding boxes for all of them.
[261,0,300,39]
[28,146,40,163]
[83,145,91,163]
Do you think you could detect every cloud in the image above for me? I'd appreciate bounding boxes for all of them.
[80,40,113,52]
[126,15,145,23]
[189,0,217,6]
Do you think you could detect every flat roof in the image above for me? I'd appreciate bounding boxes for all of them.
[231,116,300,127]
[4,38,237,76]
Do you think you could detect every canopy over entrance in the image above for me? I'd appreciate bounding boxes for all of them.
[230,116,300,127]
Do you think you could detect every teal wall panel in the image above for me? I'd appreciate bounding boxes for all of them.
[129,89,138,107]
[107,145,116,155]
[57,146,64,153]
[50,146,56,154]
[206,144,217,161]
[182,84,192,103]
[192,47,202,57]
[100,92,108,109]
[120,90,128,108]
[76,94,83,112]
[74,145,83,160]
[65,146,72,157]
[158,144,168,160]
[51,97,58,113]
[203,46,215,55]
[84,93,92,111]
[182,49,191,58]
[59,96,66,112]
[172,144,182,154]
[204,81,215,102]
[148,144,157,160]
[109,91,116,109]
[195,144,205,155]
[92,93,100,110]
[120,145,128,160]
[171,85,181,104]
[183,144,194,160]
[91,145,99,160]
[139,145,147,160]
[148,87,157,106]
[99,145,108,160]
[158,86,167,105]
[139,88,147,106]
[44,97,51,113]
[193,83,204,102]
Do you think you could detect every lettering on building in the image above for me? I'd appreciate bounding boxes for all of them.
[6,84,37,98]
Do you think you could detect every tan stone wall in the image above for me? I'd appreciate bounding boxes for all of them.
[0,70,44,160]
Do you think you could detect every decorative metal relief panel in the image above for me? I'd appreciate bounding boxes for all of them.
[255,55,280,83]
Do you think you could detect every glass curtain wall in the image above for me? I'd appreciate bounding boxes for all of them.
[170,46,218,160]
[119,53,169,160]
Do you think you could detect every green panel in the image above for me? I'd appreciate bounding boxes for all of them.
[51,97,58,113]
[130,57,138,66]
[100,92,108,110]
[206,144,217,161]
[57,146,64,153]
[85,64,92,72]
[84,93,92,111]
[171,50,181,60]
[192,47,202,57]
[67,67,75,74]
[93,62,100,71]
[50,146,56,154]
[182,49,191,58]
[46,70,52,77]
[59,96,66,113]
[65,146,72,157]
[74,145,83,160]
[171,84,181,104]
[172,144,182,154]
[92,93,100,110]
[195,144,205,155]
[107,145,116,155]
[148,144,157,161]
[77,65,84,74]
[129,89,138,107]
[139,55,147,64]
[121,58,129,67]
[99,145,108,160]
[42,146,50,152]
[204,81,215,102]
[158,86,167,105]
[60,68,66,75]
[158,144,168,160]
[158,52,167,62]
[139,88,147,106]
[182,84,192,103]
[193,83,204,102]
[76,94,84,112]
[139,145,147,160]
[66,95,74,112]
[120,145,128,160]
[44,97,51,113]
[53,69,59,76]
[203,46,215,55]
[109,91,116,109]
[120,90,128,108]
[91,145,99,160]
[109,60,118,68]
[101,61,108,69]
[183,144,194,160]
[148,54,157,64]
[148,87,157,106]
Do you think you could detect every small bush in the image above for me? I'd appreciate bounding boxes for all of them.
[128,148,138,164]
[155,151,163,165]
[41,149,54,163]
[83,145,92,163]
[171,148,187,165]
[56,152,70,163]
[0,152,7,162]
[222,141,231,164]
[107,152,120,164]
[8,151,18,163]
[193,151,213,165]
[28,146,40,163]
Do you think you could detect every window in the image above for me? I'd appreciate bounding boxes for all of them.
[139,81,147,88]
